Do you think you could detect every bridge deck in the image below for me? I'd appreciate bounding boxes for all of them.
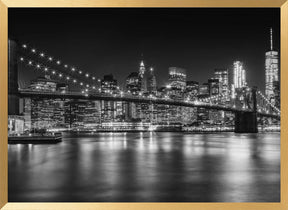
[17,89,280,119]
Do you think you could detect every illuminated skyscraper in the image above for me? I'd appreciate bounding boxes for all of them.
[233,61,246,89]
[27,76,69,129]
[126,72,141,95]
[214,69,229,102]
[138,59,157,93]
[139,60,147,92]
[65,101,86,128]
[168,67,187,90]
[100,74,121,123]
[83,101,101,126]
[30,98,68,129]
[147,67,157,93]
[231,61,247,102]
[197,83,210,124]
[139,60,146,77]
[265,28,279,99]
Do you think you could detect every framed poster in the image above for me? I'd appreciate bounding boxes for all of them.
[0,0,288,209]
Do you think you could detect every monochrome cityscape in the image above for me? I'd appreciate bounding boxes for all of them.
[8,8,280,202]
[8,27,280,134]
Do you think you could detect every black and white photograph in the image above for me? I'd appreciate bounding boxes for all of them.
[8,8,280,202]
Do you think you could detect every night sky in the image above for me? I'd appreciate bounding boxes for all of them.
[9,8,280,92]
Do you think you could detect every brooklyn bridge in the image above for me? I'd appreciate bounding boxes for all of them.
[8,39,280,133]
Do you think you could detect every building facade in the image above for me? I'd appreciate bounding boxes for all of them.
[168,67,187,90]
[265,28,279,102]
[126,72,141,95]
[185,81,199,100]
[232,61,246,89]
[101,74,118,94]
[214,69,229,103]
[147,67,157,93]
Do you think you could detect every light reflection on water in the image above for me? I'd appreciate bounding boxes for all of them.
[8,132,280,202]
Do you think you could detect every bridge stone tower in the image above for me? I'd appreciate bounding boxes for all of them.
[234,87,258,133]
[8,39,20,115]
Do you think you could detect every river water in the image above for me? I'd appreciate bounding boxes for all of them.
[8,132,280,202]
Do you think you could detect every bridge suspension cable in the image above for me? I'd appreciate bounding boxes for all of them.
[256,91,280,114]
[20,42,101,84]
[19,56,99,94]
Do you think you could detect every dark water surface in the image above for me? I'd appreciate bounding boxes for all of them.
[8,132,280,202]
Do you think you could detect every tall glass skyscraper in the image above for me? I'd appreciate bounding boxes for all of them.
[233,61,246,89]
[265,28,279,99]
[214,69,229,103]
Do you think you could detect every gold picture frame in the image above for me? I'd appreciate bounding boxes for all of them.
[1,0,288,209]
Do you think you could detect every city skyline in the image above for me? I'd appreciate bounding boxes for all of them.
[9,8,280,92]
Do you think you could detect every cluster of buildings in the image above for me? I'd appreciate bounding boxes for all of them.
[8,29,280,133]
[18,62,231,131]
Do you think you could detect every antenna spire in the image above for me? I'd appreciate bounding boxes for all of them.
[270,28,273,51]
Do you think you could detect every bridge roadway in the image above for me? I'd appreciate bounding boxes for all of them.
[18,89,280,119]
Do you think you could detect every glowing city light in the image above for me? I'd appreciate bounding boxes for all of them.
[31,49,36,53]
[22,44,27,48]
[14,41,281,127]
[233,61,246,89]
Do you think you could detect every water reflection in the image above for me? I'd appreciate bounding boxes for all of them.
[8,132,280,202]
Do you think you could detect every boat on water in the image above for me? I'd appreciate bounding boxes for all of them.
[8,132,62,144]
